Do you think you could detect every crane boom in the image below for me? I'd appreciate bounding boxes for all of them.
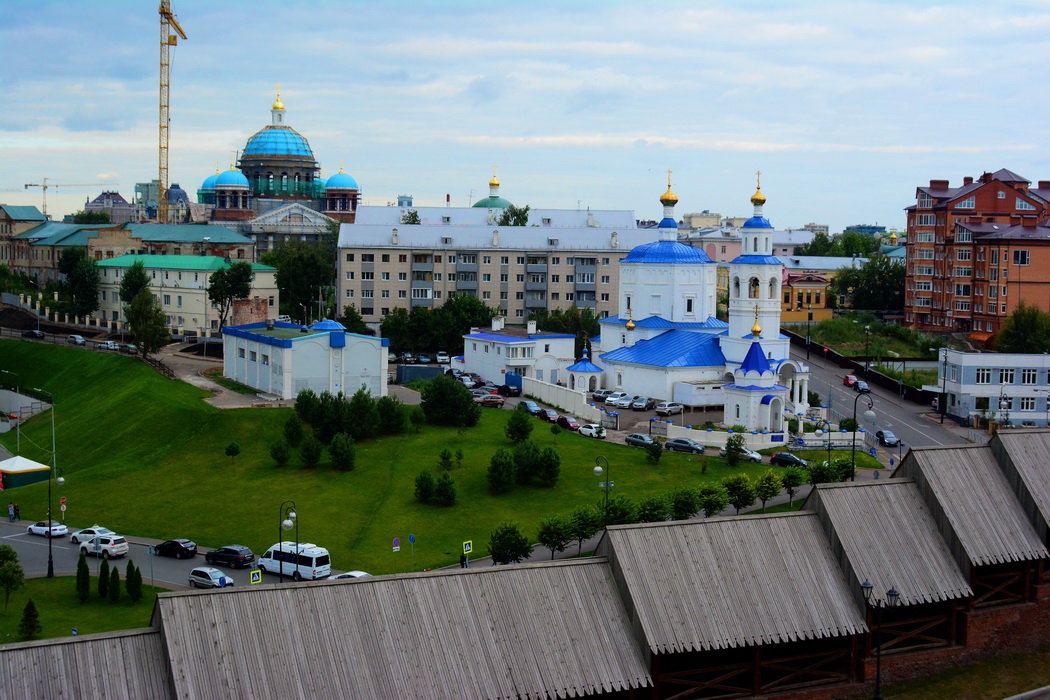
[24,178,110,218]
[159,1,188,225]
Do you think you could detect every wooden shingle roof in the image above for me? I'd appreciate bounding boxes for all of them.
[153,559,652,700]
[993,430,1050,540]
[596,513,867,654]
[809,480,972,606]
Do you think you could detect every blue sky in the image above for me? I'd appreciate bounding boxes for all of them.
[2,0,1048,230]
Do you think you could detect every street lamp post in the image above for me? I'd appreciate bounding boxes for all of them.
[930,347,948,424]
[816,418,833,466]
[851,392,876,481]
[861,580,901,700]
[593,456,612,527]
[863,325,871,377]
[998,386,1011,429]
[278,500,298,584]
[34,388,63,578]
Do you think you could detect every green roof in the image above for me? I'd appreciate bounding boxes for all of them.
[96,254,275,271]
[472,195,513,209]
[0,205,46,221]
[18,222,103,245]
[123,224,250,244]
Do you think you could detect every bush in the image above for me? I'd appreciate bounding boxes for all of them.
[432,473,457,507]
[787,418,799,433]
[637,495,669,523]
[534,447,561,487]
[76,552,90,603]
[436,448,454,471]
[724,433,747,467]
[414,471,435,504]
[347,387,379,441]
[125,561,143,604]
[669,488,700,520]
[300,434,322,468]
[487,449,516,494]
[729,424,748,433]
[513,441,542,486]
[329,433,356,471]
[550,424,562,436]
[697,484,729,517]
[283,414,303,447]
[420,375,480,427]
[295,389,320,425]
[376,396,408,435]
[18,599,40,640]
[270,440,291,467]
[504,409,533,444]
[409,406,425,433]
[536,517,572,558]
[808,459,848,485]
[487,523,533,565]
[108,566,120,602]
[224,442,240,461]
[601,495,637,526]
[98,559,110,599]
[839,417,858,431]
[645,441,662,464]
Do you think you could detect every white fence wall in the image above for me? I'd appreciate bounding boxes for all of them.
[522,377,603,424]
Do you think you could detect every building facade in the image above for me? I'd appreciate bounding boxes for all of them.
[462,318,576,385]
[927,348,1050,427]
[904,169,1050,336]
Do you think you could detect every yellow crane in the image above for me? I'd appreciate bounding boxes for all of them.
[24,179,110,219]
[158,0,187,225]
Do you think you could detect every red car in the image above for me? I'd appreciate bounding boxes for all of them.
[539,409,559,422]
[556,416,580,431]
[842,374,858,387]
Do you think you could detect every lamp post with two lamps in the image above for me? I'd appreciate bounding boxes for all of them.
[860,580,901,700]
[593,456,612,527]
[851,392,876,481]
[34,388,64,578]
[278,500,298,583]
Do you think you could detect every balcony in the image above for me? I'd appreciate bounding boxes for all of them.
[410,297,433,308]
[574,281,596,293]
[524,296,547,309]
[455,262,478,273]
[525,263,548,274]
[411,261,433,272]
[525,280,547,292]
[456,279,478,291]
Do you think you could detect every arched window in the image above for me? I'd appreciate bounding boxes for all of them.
[733,277,740,298]
[768,277,777,299]
[748,277,760,299]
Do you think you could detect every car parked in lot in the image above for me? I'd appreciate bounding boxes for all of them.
[556,415,580,431]
[417,354,433,364]
[842,374,858,387]
[436,351,450,364]
[610,394,638,409]
[330,570,373,580]
[719,445,763,462]
[853,380,871,394]
[770,452,809,468]
[578,423,606,439]
[120,343,139,354]
[624,433,656,448]
[539,409,560,422]
[471,388,497,398]
[98,340,119,350]
[631,397,657,411]
[497,384,521,397]
[604,391,628,406]
[592,389,613,402]
[517,400,541,415]
[81,534,130,559]
[664,438,705,454]
[474,394,505,408]
[188,566,234,589]
[155,539,198,559]
[67,334,86,345]
[204,545,255,569]
[876,430,899,447]
[401,353,416,364]
[655,402,684,416]
[70,525,115,544]
[21,330,45,339]
[27,521,68,537]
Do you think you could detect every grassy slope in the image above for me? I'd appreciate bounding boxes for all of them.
[2,340,770,574]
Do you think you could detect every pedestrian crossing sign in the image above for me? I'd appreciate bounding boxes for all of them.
[462,540,472,555]
[249,569,262,585]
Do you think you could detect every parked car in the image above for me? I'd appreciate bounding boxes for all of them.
[625,433,656,448]
[519,400,543,415]
[70,525,114,544]
[204,545,255,569]
[330,570,373,580]
[655,402,684,416]
[98,340,119,350]
[876,430,899,447]
[435,351,450,364]
[578,423,606,439]
[67,334,86,345]
[719,445,763,462]
[539,409,560,422]
[556,415,580,431]
[664,438,705,454]
[155,539,198,559]
[401,353,416,364]
[631,397,657,411]
[604,391,628,406]
[770,452,809,468]
[853,380,871,394]
[475,394,505,408]
[445,367,463,377]
[417,354,433,364]
[21,330,44,340]
[188,566,234,589]
[471,388,497,398]
[27,521,68,537]
[497,384,522,397]
[458,377,475,389]
[592,389,613,402]
[610,394,637,409]
[81,534,130,559]
[120,343,139,354]
[931,397,939,410]
[842,374,858,387]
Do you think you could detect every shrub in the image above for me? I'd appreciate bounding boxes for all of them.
[550,424,562,436]
[436,448,455,471]
[224,442,240,461]
[283,414,303,447]
[432,473,457,506]
[787,418,799,433]
[487,523,533,565]
[487,449,516,494]
[534,447,561,487]
[504,409,533,444]
[108,566,120,602]
[839,417,858,431]
[409,406,425,433]
[637,495,669,523]
[513,441,542,485]
[724,433,747,466]
[125,561,143,604]
[669,488,700,520]
[376,396,408,435]
[697,484,729,517]
[346,387,379,441]
[536,517,572,558]
[76,552,90,603]
[601,495,637,526]
[300,434,322,468]
[729,424,749,433]
[18,599,40,640]
[270,440,291,467]
[295,389,320,425]
[420,375,480,427]
[98,559,110,599]
[414,471,435,504]
[329,433,356,471]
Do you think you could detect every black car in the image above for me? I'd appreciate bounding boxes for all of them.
[497,384,521,397]
[592,389,613,402]
[21,330,44,339]
[876,430,899,447]
[204,545,255,569]
[770,452,809,468]
[155,539,198,559]
[624,433,656,448]
[664,438,705,454]
[854,380,871,394]
[539,409,560,422]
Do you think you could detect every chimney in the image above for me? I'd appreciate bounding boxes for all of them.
[1039,181,1050,190]
[491,317,504,331]
[527,320,537,335]
[610,231,619,248]
[963,176,973,185]
[930,179,949,189]
[391,228,399,245]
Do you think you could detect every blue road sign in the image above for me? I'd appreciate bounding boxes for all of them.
[408,534,415,544]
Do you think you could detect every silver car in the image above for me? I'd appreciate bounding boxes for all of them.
[188,567,235,589]
[655,402,684,416]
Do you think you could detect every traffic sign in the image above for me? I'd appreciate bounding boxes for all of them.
[408,534,415,544]
[59,496,67,505]
[462,540,472,554]
[393,537,401,552]
[59,504,66,512]
[249,569,262,585]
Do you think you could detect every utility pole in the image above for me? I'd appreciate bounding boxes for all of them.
[159,1,188,225]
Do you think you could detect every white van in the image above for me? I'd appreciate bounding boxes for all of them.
[257,541,331,581]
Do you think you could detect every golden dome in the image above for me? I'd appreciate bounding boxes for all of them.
[626,319,636,331]
[660,186,679,206]
[272,87,285,111]
[750,187,766,206]
[489,175,500,187]
[890,232,898,244]
[751,319,762,336]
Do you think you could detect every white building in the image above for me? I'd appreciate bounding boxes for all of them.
[462,318,576,385]
[926,348,1050,427]
[222,319,389,399]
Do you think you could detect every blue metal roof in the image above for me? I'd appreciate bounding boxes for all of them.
[311,319,346,330]
[566,358,603,372]
[599,329,725,368]
[621,240,712,265]
[465,332,530,343]
[738,341,772,374]
[599,315,728,329]
[243,126,315,158]
[724,384,788,391]
[215,169,249,187]
[730,254,782,265]
[657,217,677,229]
[326,172,359,189]
[200,173,219,190]
[742,215,773,229]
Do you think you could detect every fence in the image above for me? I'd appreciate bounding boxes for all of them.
[521,377,603,425]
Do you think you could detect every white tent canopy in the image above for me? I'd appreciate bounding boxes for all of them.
[0,456,50,473]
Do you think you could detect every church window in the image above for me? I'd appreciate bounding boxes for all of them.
[733,277,740,298]
[626,296,631,309]
[749,278,759,299]
[686,298,693,314]
[783,291,790,304]
[735,406,740,419]
[768,278,776,299]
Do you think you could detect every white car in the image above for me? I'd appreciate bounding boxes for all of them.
[331,570,373,580]
[70,525,115,544]
[27,521,68,537]
[578,424,606,439]
[719,445,763,463]
[604,391,628,406]
[611,394,637,409]
[188,566,235,589]
[435,351,450,364]
[80,534,130,559]
[98,340,119,350]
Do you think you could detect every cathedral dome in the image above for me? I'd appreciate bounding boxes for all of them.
[622,240,712,264]
[472,195,513,209]
[215,169,249,187]
[243,126,315,158]
[200,172,219,191]
[326,171,359,189]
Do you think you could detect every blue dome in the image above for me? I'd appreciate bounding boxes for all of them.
[215,169,249,187]
[622,240,713,264]
[742,215,772,229]
[243,126,315,158]
[310,319,346,331]
[326,172,359,189]
[166,184,189,204]
[658,217,677,229]
[200,173,218,190]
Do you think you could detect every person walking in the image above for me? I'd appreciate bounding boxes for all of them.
[6,502,13,522]
[459,553,468,568]
[13,503,19,520]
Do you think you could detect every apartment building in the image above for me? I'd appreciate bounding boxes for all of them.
[926,348,1050,427]
[336,205,657,327]
[903,169,1050,336]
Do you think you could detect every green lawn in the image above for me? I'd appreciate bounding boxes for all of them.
[0,576,169,644]
[0,340,771,575]
[202,369,260,395]
[879,645,1050,699]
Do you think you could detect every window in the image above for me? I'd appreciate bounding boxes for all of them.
[381,272,390,281]
[482,291,491,299]
[398,290,407,298]
[345,271,355,280]
[954,284,971,296]
[446,255,455,264]
[261,354,269,366]
[460,254,477,264]
[1022,368,1038,384]
[566,293,575,301]
[381,290,390,298]
[999,368,1015,384]
[997,191,1006,199]
[976,368,991,384]
[565,275,574,283]
[600,275,610,284]
[515,292,524,300]
[238,348,245,358]
[411,288,431,299]
[544,344,550,353]
[346,253,355,262]
[1013,250,1030,265]
[552,257,561,265]
[1016,198,1036,211]
[516,274,524,282]
[915,249,934,259]
[956,230,972,243]
[434,273,443,281]
[345,289,354,298]
[1021,397,1036,411]
[500,256,509,264]
[956,250,971,261]
[916,266,934,276]
[499,291,508,299]
[399,255,407,263]
[954,301,971,311]
[550,275,560,283]
[361,271,374,280]
[600,293,609,301]
[602,257,610,265]
[398,272,407,281]
[163,294,170,305]
[953,267,972,277]
[915,281,932,291]
[956,196,975,209]
[482,273,491,282]
[917,214,937,225]
[517,257,526,265]
[362,307,373,315]
[249,351,257,362]
[916,232,934,242]
[361,290,373,299]
[362,254,374,263]
[500,274,508,282]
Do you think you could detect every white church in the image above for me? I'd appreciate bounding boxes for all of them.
[564,177,812,433]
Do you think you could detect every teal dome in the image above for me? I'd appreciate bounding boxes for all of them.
[326,172,359,189]
[472,195,513,209]
[200,173,218,190]
[215,169,249,187]
[243,126,315,158]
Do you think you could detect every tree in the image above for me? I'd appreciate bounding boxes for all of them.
[724,434,747,467]
[487,522,533,565]
[126,561,143,604]
[528,306,602,357]
[996,301,1050,353]
[534,447,561,487]
[808,459,846,485]
[283,415,304,447]
[400,209,421,224]
[497,204,531,227]
[420,375,481,427]
[722,474,756,515]
[536,517,572,559]
[67,258,101,317]
[831,256,905,311]
[18,599,41,640]
[637,496,669,523]
[432,472,457,506]
[346,387,379,441]
[376,396,407,435]
[781,467,807,506]
[414,470,435,504]
[0,557,24,612]
[77,551,91,603]
[72,209,111,224]
[329,433,356,471]
[108,566,120,602]
[512,440,542,485]
[486,449,516,494]
[504,408,533,444]
[294,389,321,426]
[409,406,425,433]
[428,294,498,354]
[839,417,858,431]
[754,470,784,512]
[337,304,372,335]
[58,246,88,276]
[669,488,700,521]
[300,434,322,468]
[125,287,168,358]
[568,507,601,556]
[645,441,663,464]
[379,307,413,352]
[207,261,254,331]
[99,558,110,599]
[225,442,240,462]
[697,484,730,518]
[436,449,455,471]
[602,496,637,526]
[263,240,334,320]
[119,259,150,304]
[270,440,291,467]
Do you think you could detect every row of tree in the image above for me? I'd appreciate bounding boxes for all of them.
[380,295,498,355]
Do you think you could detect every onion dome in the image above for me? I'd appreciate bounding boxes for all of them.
[215,168,249,187]
[890,232,898,244]
[272,90,285,111]
[166,183,189,204]
[489,174,500,187]
[751,319,762,336]
[326,168,359,189]
[750,187,766,206]
[200,170,219,191]
[472,195,513,209]
[625,319,636,330]
[243,127,314,158]
[622,240,712,264]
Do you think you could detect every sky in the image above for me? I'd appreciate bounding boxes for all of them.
[2,0,1049,231]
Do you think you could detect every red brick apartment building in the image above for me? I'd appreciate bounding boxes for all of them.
[904,169,1050,339]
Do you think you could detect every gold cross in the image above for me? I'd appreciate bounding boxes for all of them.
[491,164,498,178]
[753,304,760,320]
[667,168,673,188]
[755,170,762,188]
[275,83,282,99]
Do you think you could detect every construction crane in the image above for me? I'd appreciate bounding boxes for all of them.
[159,0,187,225]
[24,179,110,219]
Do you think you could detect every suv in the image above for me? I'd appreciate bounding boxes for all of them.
[205,545,255,569]
[81,534,130,559]
[604,391,628,406]
[67,334,86,345]
[876,430,899,447]
[188,567,234,589]
[655,402,684,416]
[497,384,522,397]
[592,389,613,402]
